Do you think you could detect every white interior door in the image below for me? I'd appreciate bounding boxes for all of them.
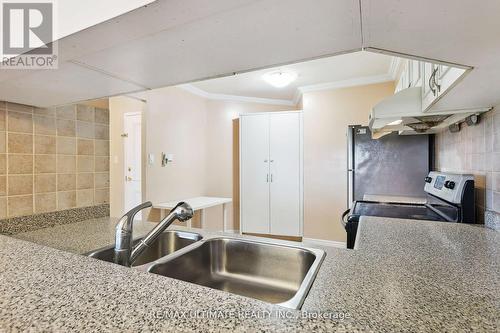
[124,112,142,219]
[240,114,270,234]
[269,113,302,236]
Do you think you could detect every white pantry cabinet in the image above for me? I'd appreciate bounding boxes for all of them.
[240,112,303,237]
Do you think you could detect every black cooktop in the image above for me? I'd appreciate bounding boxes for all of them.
[351,201,448,222]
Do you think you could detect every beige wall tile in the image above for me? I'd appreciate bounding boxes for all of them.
[58,191,76,209]
[95,156,109,172]
[94,124,109,140]
[0,132,6,153]
[0,175,6,195]
[8,111,33,133]
[56,105,76,119]
[77,139,94,155]
[34,107,55,117]
[95,108,109,124]
[35,192,56,213]
[94,172,110,188]
[34,135,56,154]
[8,195,33,217]
[56,137,76,155]
[57,155,76,173]
[35,155,56,173]
[77,156,94,172]
[0,197,6,218]
[8,175,33,195]
[77,173,93,189]
[56,119,76,137]
[8,154,33,174]
[0,110,5,131]
[7,102,33,113]
[34,115,56,135]
[8,133,32,154]
[94,188,109,204]
[0,100,110,217]
[0,154,6,174]
[77,121,94,139]
[77,189,93,207]
[57,173,76,191]
[77,105,94,122]
[35,174,56,193]
[94,140,109,156]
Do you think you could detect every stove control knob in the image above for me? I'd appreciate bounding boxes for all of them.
[444,181,456,189]
[425,176,433,183]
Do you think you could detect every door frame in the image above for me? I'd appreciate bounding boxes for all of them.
[123,111,142,218]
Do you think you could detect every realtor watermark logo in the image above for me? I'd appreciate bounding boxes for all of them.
[1,0,57,69]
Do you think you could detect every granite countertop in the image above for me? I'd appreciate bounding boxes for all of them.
[2,216,499,332]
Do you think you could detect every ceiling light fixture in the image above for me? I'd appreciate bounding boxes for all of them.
[262,70,297,88]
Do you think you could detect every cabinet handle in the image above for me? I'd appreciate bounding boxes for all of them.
[266,174,269,183]
[433,68,441,93]
[429,68,437,97]
[270,174,273,182]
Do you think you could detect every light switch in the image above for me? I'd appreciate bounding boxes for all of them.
[148,153,154,165]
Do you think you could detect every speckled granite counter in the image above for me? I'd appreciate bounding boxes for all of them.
[2,216,499,332]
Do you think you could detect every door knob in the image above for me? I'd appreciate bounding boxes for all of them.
[126,176,132,181]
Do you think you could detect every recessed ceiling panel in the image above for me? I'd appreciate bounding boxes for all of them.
[72,0,362,89]
[191,51,392,100]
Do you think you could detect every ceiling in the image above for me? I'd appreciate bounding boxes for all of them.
[1,0,500,113]
[189,51,394,104]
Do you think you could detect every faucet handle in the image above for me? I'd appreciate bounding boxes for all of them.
[124,201,153,219]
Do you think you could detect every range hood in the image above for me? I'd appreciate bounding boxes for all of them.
[369,87,489,137]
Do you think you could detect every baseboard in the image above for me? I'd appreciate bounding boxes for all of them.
[302,237,346,248]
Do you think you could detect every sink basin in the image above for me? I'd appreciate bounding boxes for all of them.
[86,230,202,267]
[147,237,325,309]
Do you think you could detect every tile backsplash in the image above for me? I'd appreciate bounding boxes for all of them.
[435,107,500,223]
[0,101,110,218]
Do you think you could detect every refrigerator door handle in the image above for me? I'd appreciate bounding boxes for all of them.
[347,126,355,208]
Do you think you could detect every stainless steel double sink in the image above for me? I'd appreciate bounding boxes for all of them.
[86,230,325,309]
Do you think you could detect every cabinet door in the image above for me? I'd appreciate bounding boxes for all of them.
[269,113,302,237]
[240,114,270,234]
[437,65,466,96]
[409,60,422,87]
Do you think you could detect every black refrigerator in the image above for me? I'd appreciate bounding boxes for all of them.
[347,125,431,207]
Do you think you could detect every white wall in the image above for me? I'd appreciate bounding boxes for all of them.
[144,87,208,206]
[302,82,395,242]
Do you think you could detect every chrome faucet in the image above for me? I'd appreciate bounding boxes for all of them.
[114,201,194,267]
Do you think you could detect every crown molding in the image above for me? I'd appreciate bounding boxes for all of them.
[180,72,395,107]
[298,73,394,94]
[178,84,295,106]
